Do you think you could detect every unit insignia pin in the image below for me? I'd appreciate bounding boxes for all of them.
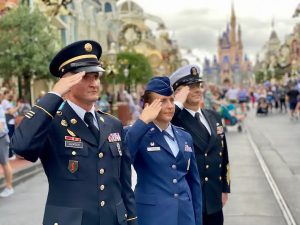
[61,119,68,127]
[70,118,77,124]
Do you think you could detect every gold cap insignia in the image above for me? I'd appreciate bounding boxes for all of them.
[150,142,155,146]
[56,111,62,116]
[67,129,76,137]
[190,67,198,76]
[70,118,77,124]
[61,119,68,127]
[84,43,93,52]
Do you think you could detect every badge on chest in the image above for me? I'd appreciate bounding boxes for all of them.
[147,142,161,152]
[65,136,83,149]
[108,133,121,142]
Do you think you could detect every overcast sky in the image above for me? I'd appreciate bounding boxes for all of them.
[133,0,300,63]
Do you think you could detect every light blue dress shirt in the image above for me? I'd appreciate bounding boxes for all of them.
[154,123,179,157]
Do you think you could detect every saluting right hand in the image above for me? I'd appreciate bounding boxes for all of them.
[52,72,86,96]
[174,86,190,104]
[139,99,162,124]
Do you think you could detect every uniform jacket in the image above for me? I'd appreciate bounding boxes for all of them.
[10,93,138,225]
[172,106,230,214]
[125,119,202,225]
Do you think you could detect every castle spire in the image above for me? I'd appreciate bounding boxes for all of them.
[230,1,236,28]
[230,1,236,45]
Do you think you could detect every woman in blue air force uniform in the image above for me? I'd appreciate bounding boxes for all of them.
[125,77,202,225]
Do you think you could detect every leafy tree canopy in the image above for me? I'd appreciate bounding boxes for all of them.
[104,52,153,88]
[0,5,61,98]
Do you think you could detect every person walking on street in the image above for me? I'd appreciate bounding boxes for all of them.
[0,96,14,198]
[287,84,299,120]
[170,65,230,225]
[10,40,138,225]
[125,76,202,225]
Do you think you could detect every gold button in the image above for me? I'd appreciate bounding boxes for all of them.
[206,165,209,169]
[172,179,177,184]
[125,213,127,218]
[100,201,105,207]
[100,185,105,191]
[219,176,222,180]
[72,151,76,156]
[172,164,176,169]
[174,193,178,198]
[219,152,222,156]
[219,164,222,168]
[98,152,104,158]
[205,153,208,157]
[99,169,105,175]
[205,177,208,181]
[54,223,58,225]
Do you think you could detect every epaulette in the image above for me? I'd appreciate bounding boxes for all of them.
[97,110,118,120]
[173,125,185,130]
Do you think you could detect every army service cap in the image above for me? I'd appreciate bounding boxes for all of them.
[49,40,105,77]
[145,76,173,96]
[169,65,202,91]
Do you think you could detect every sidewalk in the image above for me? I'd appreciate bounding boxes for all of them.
[0,157,42,191]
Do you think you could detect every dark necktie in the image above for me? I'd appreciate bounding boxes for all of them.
[195,112,210,141]
[84,112,99,141]
[162,130,175,142]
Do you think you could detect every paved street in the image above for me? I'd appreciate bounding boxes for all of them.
[0,110,299,225]
[245,109,300,224]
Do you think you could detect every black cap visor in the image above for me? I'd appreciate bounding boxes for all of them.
[73,65,105,74]
[173,76,203,90]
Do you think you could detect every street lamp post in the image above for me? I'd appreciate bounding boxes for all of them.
[106,43,118,114]
[123,67,129,92]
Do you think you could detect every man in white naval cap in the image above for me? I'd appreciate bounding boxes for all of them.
[169,65,230,225]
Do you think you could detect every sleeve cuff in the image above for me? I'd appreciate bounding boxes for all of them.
[174,101,184,109]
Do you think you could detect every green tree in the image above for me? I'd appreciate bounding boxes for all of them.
[255,71,265,83]
[105,52,153,92]
[0,5,61,101]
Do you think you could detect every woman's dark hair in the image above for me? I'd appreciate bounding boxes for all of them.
[141,91,154,108]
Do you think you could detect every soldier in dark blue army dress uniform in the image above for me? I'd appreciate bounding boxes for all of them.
[10,40,138,225]
[125,77,202,225]
[169,65,230,225]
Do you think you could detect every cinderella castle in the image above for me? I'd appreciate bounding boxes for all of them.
[203,4,252,85]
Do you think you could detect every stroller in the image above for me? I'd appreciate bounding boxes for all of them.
[256,97,268,116]
[219,103,243,133]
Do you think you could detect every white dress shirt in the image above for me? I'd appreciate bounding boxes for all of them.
[67,100,99,129]
[175,101,211,135]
